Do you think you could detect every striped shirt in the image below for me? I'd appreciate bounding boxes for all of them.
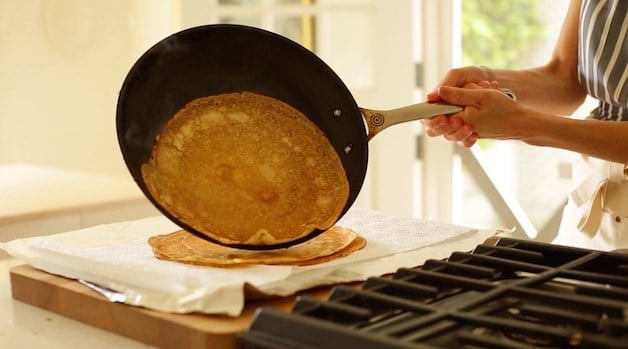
[578,0,628,121]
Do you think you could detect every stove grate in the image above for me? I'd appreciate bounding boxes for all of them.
[239,238,628,349]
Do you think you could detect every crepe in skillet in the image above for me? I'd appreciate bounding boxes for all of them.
[141,92,349,246]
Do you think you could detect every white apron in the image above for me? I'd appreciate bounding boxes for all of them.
[553,155,628,251]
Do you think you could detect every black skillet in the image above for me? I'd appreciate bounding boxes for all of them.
[116,24,462,250]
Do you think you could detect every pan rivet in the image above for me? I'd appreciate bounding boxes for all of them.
[333,109,342,118]
[344,144,352,154]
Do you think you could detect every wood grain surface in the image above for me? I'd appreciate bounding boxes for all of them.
[10,265,334,349]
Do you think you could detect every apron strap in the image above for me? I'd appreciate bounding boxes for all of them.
[608,162,628,182]
[571,160,627,236]
[576,180,608,236]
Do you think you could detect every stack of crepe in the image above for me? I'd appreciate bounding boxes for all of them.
[148,226,366,268]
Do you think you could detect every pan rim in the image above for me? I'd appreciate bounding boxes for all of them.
[116,24,368,250]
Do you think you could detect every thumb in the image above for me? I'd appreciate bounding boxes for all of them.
[437,86,478,107]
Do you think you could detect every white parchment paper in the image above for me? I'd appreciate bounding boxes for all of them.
[1,208,496,316]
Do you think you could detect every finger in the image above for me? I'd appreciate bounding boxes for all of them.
[426,124,457,137]
[478,80,492,88]
[489,80,502,89]
[423,115,464,137]
[440,66,487,87]
[448,116,464,129]
[437,85,479,106]
[462,82,482,89]
[458,133,478,148]
[424,125,450,137]
[444,123,474,142]
[426,90,441,102]
[421,115,449,127]
[423,121,444,137]
[421,121,449,137]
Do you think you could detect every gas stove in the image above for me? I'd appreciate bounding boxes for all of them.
[238,237,628,349]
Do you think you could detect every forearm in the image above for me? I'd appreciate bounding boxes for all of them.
[520,110,628,163]
[483,65,587,116]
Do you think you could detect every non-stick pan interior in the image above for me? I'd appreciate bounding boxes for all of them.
[116,24,368,249]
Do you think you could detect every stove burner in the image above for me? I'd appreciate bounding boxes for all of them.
[239,238,628,349]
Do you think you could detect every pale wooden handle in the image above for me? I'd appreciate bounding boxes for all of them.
[361,102,462,140]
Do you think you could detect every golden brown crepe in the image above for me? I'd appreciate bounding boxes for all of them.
[141,92,349,246]
[147,226,366,268]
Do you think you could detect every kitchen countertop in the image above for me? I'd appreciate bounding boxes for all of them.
[0,257,152,349]
[2,257,342,349]
[1,211,503,348]
[0,163,159,252]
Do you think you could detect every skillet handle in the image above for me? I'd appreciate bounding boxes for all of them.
[360,102,462,140]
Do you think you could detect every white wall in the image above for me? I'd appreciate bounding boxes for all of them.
[0,1,420,241]
[0,0,176,177]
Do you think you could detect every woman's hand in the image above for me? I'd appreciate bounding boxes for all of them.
[422,75,504,147]
[425,66,495,102]
[435,84,526,141]
[422,113,477,147]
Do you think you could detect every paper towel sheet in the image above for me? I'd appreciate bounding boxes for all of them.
[1,208,496,316]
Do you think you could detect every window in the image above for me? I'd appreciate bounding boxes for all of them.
[448,0,598,240]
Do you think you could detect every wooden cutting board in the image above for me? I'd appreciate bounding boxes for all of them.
[9,264,334,349]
